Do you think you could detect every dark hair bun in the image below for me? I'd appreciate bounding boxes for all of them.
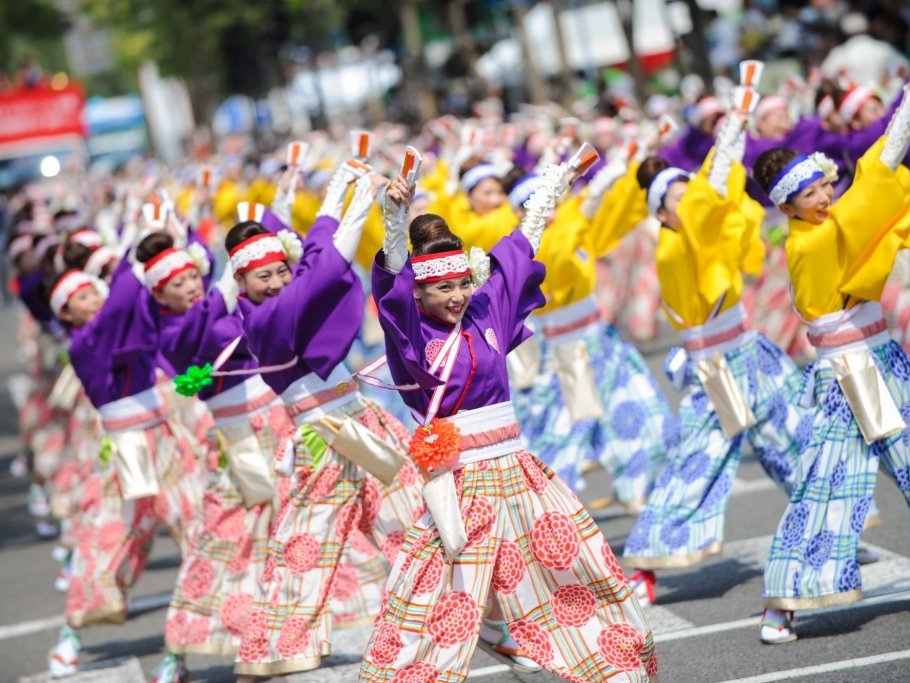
[409,214,463,257]
[225,221,269,253]
[135,231,174,264]
[636,156,670,191]
[754,147,800,194]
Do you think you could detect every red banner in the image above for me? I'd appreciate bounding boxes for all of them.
[0,84,85,146]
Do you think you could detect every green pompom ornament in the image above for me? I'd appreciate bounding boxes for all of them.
[299,425,328,471]
[173,364,214,397]
[99,436,113,464]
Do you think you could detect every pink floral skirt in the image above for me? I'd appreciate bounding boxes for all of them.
[234,399,423,677]
[64,418,204,628]
[359,450,657,682]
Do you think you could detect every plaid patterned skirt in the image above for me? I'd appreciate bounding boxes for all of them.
[164,400,291,656]
[234,399,423,677]
[624,333,806,569]
[359,450,656,682]
[65,417,205,628]
[514,322,675,506]
[763,340,910,610]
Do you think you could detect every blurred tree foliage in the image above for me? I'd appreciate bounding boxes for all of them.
[0,0,68,76]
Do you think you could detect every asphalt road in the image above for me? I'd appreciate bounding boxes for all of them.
[0,303,909,683]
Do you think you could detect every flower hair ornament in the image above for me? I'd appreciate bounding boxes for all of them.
[228,230,302,275]
[767,154,827,206]
[467,247,491,288]
[807,152,838,184]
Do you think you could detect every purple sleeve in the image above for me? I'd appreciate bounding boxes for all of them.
[660,128,712,172]
[478,231,546,353]
[244,236,364,381]
[17,271,54,325]
[371,255,442,390]
[69,259,160,404]
[261,208,289,233]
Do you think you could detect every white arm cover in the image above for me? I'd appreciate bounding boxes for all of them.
[270,181,295,228]
[381,193,409,274]
[881,84,910,171]
[519,163,570,254]
[315,165,350,220]
[215,262,240,314]
[580,159,627,219]
[707,115,745,197]
[333,174,376,263]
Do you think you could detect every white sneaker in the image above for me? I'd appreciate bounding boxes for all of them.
[54,564,72,593]
[48,626,80,678]
[150,653,188,683]
[856,546,880,565]
[10,454,29,478]
[760,609,797,644]
[36,519,60,539]
[478,620,542,674]
[28,483,50,518]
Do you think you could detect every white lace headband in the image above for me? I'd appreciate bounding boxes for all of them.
[838,86,875,123]
[412,250,472,284]
[768,155,824,206]
[647,167,689,216]
[84,246,116,277]
[144,248,197,291]
[461,164,498,194]
[507,174,542,210]
[228,230,302,275]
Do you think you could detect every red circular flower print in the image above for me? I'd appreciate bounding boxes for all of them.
[426,591,481,647]
[602,540,627,584]
[350,530,377,556]
[359,477,381,535]
[463,496,495,549]
[309,464,341,499]
[213,506,246,541]
[182,558,215,600]
[530,511,580,571]
[551,584,597,627]
[336,501,362,541]
[392,662,439,683]
[164,612,187,645]
[221,593,253,636]
[98,521,125,553]
[260,553,276,584]
[381,531,405,564]
[492,540,525,595]
[517,451,549,494]
[369,622,403,666]
[228,534,253,574]
[598,623,645,672]
[238,610,269,662]
[412,552,445,596]
[284,533,320,574]
[331,563,360,601]
[509,619,554,667]
[398,460,418,487]
[275,617,310,658]
[185,617,209,644]
[645,652,658,677]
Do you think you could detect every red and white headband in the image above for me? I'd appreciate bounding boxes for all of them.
[144,247,197,292]
[84,246,116,277]
[8,234,32,261]
[70,229,103,249]
[837,86,876,123]
[412,250,472,284]
[756,95,787,120]
[51,271,96,316]
[229,231,301,275]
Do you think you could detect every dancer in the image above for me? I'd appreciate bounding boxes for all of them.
[46,260,204,679]
[623,109,806,603]
[234,170,422,678]
[509,150,674,508]
[756,84,910,644]
[359,158,655,681]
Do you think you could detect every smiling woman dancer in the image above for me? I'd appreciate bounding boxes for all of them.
[358,158,655,682]
[755,84,910,644]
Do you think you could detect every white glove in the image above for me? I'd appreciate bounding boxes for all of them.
[215,262,240,314]
[707,114,744,197]
[881,83,910,171]
[381,193,409,274]
[333,174,377,263]
[316,165,351,220]
[520,163,570,254]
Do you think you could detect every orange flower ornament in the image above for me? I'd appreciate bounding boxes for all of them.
[408,417,462,475]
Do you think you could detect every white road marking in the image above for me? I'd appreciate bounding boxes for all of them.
[0,615,64,641]
[717,648,910,683]
[467,664,511,678]
[19,656,145,683]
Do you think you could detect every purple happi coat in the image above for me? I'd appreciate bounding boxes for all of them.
[371,231,545,418]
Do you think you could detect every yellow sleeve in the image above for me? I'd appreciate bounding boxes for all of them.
[740,195,766,276]
[588,162,648,257]
[833,138,910,301]
[213,182,241,227]
[354,204,385,272]
[291,192,321,234]
[676,159,741,306]
[448,201,517,252]
[421,159,448,195]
